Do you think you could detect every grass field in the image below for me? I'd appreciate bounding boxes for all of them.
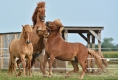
[0,69,118,80]
[0,51,118,80]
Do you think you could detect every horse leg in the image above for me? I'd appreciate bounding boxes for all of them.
[78,60,87,79]
[27,55,32,77]
[43,53,48,76]
[66,61,79,77]
[36,52,46,75]
[16,59,22,76]
[20,54,26,77]
[48,55,55,77]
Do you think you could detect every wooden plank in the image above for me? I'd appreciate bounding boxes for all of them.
[0,35,3,69]
[64,30,68,72]
[64,30,68,41]
[89,30,101,42]
[78,33,87,42]
[14,34,17,39]
[98,32,101,56]
[91,35,95,73]
[87,33,91,73]
[64,26,104,30]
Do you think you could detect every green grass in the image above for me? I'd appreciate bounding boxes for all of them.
[102,51,118,58]
[0,69,118,80]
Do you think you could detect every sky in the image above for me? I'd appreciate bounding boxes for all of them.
[0,0,118,45]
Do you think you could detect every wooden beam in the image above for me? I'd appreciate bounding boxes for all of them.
[64,30,68,41]
[64,30,68,72]
[98,32,101,56]
[0,35,3,69]
[87,33,91,73]
[91,35,95,73]
[89,30,101,42]
[78,33,88,42]
[64,26,104,31]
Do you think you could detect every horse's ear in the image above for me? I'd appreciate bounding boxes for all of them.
[59,26,64,34]
[22,25,24,28]
[22,25,25,31]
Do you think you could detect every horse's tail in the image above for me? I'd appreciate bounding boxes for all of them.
[8,44,14,75]
[8,57,15,74]
[99,52,108,67]
[88,49,104,71]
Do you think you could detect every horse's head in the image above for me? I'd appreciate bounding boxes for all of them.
[32,2,46,36]
[22,25,33,44]
[36,5,45,22]
[46,19,64,34]
[32,2,46,24]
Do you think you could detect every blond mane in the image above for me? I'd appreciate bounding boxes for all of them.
[54,19,64,33]
[20,24,32,39]
[23,24,32,33]
[32,2,45,26]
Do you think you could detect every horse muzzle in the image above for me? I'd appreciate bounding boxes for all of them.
[26,40,30,44]
[40,16,46,22]
[46,22,49,26]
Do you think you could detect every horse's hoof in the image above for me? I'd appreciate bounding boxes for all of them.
[48,75,52,78]
[18,72,22,76]
[43,74,48,78]
[29,74,32,77]
[78,77,83,79]
[16,74,18,77]
[65,75,69,78]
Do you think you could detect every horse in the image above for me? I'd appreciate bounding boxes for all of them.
[43,19,104,79]
[16,2,48,76]
[30,1,48,74]
[8,24,33,77]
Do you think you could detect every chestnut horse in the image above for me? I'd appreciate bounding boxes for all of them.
[43,19,104,79]
[8,24,33,76]
[30,1,48,74]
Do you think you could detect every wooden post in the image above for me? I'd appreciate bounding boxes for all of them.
[52,30,68,73]
[98,31,101,56]
[64,30,68,72]
[91,35,95,73]
[87,33,91,72]
[97,31,103,72]
[0,35,3,69]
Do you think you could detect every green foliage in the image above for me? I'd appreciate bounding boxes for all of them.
[102,51,118,58]
[89,37,118,51]
[101,37,115,51]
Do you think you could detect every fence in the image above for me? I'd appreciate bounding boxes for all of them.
[0,48,118,71]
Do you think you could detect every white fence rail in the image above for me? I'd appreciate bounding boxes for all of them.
[0,48,118,70]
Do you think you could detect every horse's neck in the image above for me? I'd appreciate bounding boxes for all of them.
[31,30,39,43]
[36,17,44,26]
[37,16,41,22]
[31,29,45,45]
[19,32,26,44]
[47,31,62,44]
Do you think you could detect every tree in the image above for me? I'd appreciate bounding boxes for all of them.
[101,37,114,51]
